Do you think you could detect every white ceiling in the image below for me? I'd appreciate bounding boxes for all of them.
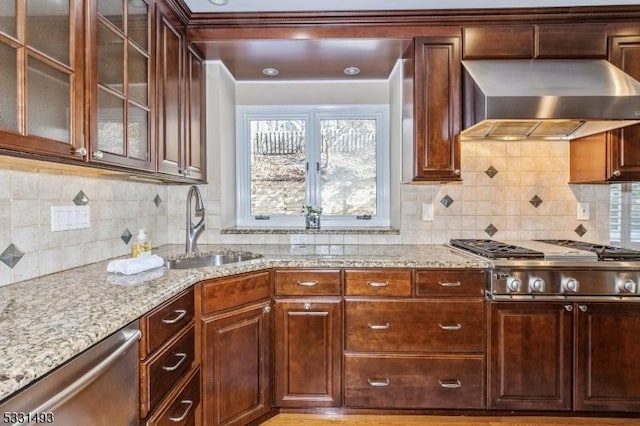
[183,0,640,14]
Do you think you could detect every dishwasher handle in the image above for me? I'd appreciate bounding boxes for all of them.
[31,328,141,415]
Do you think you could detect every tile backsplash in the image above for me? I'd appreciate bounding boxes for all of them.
[0,164,169,286]
[168,139,610,247]
[0,138,610,286]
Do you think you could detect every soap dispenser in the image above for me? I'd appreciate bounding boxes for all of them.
[132,229,151,257]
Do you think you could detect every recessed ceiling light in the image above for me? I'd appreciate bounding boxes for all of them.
[262,67,279,76]
[208,0,229,5]
[344,66,361,76]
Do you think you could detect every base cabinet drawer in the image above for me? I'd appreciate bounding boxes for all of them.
[344,355,485,409]
[345,300,484,353]
[145,367,200,426]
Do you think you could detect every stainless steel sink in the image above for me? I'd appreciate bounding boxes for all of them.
[164,252,263,269]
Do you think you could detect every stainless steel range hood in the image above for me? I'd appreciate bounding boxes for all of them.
[461,59,640,140]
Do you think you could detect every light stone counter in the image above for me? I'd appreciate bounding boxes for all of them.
[0,244,487,402]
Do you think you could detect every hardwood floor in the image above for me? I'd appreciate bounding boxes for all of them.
[260,413,640,425]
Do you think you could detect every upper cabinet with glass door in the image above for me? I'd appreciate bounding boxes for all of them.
[88,0,153,171]
[0,0,84,160]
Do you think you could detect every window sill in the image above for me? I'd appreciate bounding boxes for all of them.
[221,227,400,235]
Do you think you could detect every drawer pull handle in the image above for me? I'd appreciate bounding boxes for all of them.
[439,379,462,389]
[439,281,461,287]
[169,400,194,422]
[297,281,318,287]
[368,323,390,330]
[162,309,187,324]
[367,377,390,387]
[162,352,187,372]
[439,323,462,331]
[368,281,389,288]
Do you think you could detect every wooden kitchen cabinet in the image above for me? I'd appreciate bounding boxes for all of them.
[570,35,640,183]
[87,0,155,171]
[139,287,200,425]
[156,1,206,181]
[574,303,640,412]
[343,269,485,409]
[462,24,607,59]
[488,302,572,411]
[489,301,640,412]
[273,298,343,407]
[0,0,85,160]
[410,36,462,182]
[199,271,271,426]
[273,268,343,407]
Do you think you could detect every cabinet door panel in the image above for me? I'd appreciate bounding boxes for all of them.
[413,37,461,181]
[202,302,270,426]
[274,299,342,407]
[488,302,572,411]
[157,13,182,175]
[463,26,534,59]
[609,36,640,179]
[575,303,640,412]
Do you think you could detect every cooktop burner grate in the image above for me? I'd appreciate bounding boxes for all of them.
[535,239,640,261]
[449,239,545,259]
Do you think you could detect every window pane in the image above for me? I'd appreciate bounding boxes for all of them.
[128,102,148,160]
[128,44,147,105]
[128,0,148,51]
[98,22,124,92]
[250,119,306,216]
[0,42,18,131]
[97,89,124,155]
[0,1,16,38]
[27,0,69,65]
[27,58,70,142]
[98,0,123,32]
[320,119,377,215]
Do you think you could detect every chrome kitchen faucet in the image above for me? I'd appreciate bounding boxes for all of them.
[186,185,205,253]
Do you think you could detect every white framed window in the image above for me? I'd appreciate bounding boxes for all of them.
[236,105,390,228]
[610,183,640,249]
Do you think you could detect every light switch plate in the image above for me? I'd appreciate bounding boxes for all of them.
[577,202,590,221]
[422,203,434,221]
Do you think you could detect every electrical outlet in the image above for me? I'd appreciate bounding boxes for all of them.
[290,234,309,245]
[51,205,91,232]
[422,203,434,221]
[577,202,590,221]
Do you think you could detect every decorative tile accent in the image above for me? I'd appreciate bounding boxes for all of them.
[485,224,498,237]
[440,195,454,208]
[574,224,588,237]
[529,195,543,208]
[154,194,163,207]
[485,165,499,179]
[121,229,132,245]
[73,190,89,206]
[0,243,25,269]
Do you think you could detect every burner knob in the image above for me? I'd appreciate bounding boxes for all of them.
[529,277,545,293]
[506,277,522,293]
[562,277,580,293]
[617,278,637,294]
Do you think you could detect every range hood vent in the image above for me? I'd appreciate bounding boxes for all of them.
[461,59,640,141]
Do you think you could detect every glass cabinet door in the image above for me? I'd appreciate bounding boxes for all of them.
[0,0,83,158]
[92,0,152,170]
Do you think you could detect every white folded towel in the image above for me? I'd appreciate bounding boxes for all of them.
[107,254,165,275]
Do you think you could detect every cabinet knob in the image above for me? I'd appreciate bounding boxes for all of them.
[564,304,573,312]
[613,170,621,177]
[454,169,461,176]
[578,304,588,312]
[263,305,271,313]
[74,147,87,157]
[92,150,104,159]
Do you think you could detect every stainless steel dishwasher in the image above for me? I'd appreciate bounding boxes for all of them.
[0,321,141,426]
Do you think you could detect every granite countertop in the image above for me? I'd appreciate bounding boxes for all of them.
[0,244,487,402]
